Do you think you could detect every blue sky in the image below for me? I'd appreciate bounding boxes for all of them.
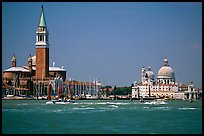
[2,2,202,88]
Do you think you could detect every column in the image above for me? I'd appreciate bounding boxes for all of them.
[44,35,46,42]
[193,93,197,99]
[189,93,192,100]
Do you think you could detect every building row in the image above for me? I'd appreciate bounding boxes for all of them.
[2,6,201,100]
[2,6,101,99]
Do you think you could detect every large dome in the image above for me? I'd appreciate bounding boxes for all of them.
[157,58,175,79]
[157,66,174,79]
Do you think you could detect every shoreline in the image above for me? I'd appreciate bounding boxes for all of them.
[2,97,201,101]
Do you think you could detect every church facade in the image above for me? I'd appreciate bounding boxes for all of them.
[132,58,200,100]
[2,6,66,97]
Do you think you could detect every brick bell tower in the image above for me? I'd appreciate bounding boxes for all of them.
[35,5,49,80]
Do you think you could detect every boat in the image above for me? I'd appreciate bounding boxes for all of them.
[85,94,99,100]
[46,80,76,104]
[144,99,167,105]
[140,96,144,103]
[37,96,47,100]
[46,99,75,105]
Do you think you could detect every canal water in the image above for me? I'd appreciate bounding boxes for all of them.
[2,99,202,134]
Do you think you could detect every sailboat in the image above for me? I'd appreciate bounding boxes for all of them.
[46,81,75,104]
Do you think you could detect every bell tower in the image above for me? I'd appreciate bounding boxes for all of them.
[141,66,146,84]
[35,5,49,80]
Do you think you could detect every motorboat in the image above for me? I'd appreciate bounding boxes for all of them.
[46,99,75,104]
[144,99,167,105]
[140,96,144,103]
[38,96,47,100]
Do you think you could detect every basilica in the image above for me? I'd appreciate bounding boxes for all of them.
[2,6,66,96]
[132,58,200,100]
[2,6,101,99]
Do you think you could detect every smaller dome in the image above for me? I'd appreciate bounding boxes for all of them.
[145,67,154,80]
[32,56,36,66]
[146,71,154,80]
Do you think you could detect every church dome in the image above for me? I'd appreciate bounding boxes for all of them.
[158,67,174,78]
[157,58,175,79]
[145,66,154,80]
[32,56,36,66]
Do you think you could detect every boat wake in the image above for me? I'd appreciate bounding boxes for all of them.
[143,99,168,105]
[46,99,75,105]
[178,107,197,110]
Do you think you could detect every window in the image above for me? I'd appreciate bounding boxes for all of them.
[39,35,42,41]
[39,35,44,41]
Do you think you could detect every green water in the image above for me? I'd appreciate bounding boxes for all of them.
[2,100,202,134]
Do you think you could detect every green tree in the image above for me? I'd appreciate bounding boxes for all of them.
[111,86,132,95]
[114,85,117,90]
[105,88,110,96]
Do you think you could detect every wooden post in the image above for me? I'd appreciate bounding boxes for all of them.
[70,84,72,100]
[48,83,51,100]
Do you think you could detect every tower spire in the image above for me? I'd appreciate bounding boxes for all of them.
[39,5,46,27]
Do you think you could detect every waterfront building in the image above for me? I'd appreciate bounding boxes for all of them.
[132,58,200,100]
[2,6,103,99]
[2,6,66,97]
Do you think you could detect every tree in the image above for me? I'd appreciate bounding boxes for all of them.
[105,88,110,96]
[114,85,117,90]
[111,86,132,95]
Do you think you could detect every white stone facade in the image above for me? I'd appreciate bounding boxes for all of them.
[132,58,187,99]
